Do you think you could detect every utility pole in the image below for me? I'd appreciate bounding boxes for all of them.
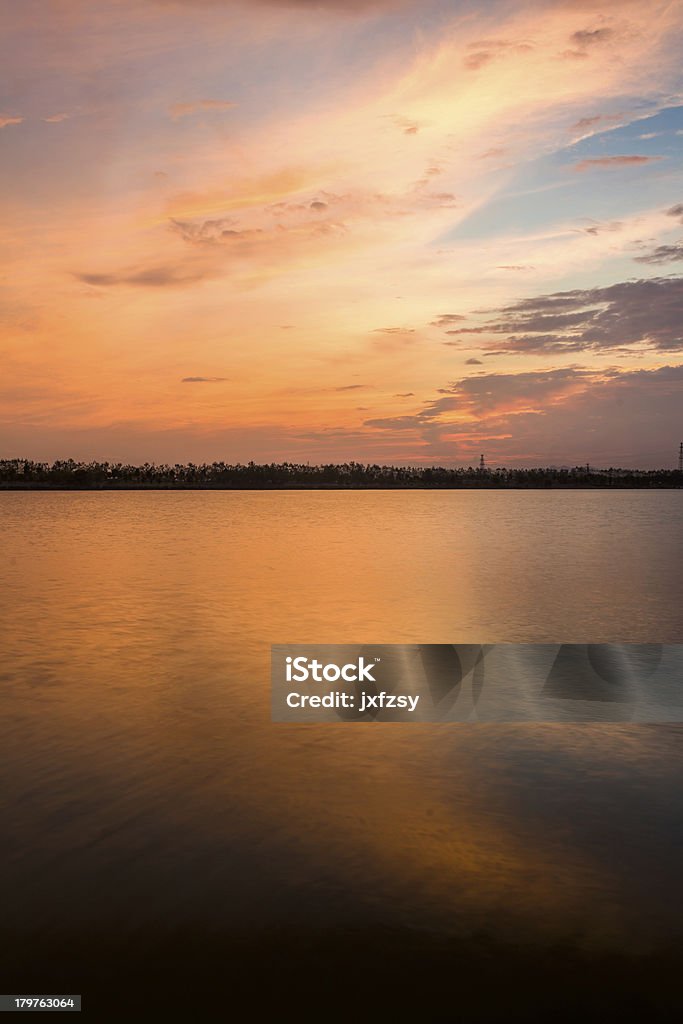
[679,442,683,472]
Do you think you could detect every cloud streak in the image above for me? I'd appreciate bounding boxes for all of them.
[574,155,662,171]
[181,376,229,382]
[169,98,237,119]
[75,264,215,288]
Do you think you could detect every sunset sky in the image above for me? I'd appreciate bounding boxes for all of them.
[2,0,683,467]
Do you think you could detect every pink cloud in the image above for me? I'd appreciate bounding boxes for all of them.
[574,155,662,171]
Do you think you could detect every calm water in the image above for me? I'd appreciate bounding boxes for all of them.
[1,491,682,1012]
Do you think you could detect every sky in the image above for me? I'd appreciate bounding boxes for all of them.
[1,0,683,468]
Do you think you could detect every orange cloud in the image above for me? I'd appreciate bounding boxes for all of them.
[169,98,237,119]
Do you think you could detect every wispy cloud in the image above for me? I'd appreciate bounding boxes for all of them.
[463,38,533,72]
[181,376,228,382]
[0,115,23,128]
[431,314,466,328]
[169,98,236,120]
[75,264,215,288]
[373,326,415,334]
[579,220,622,235]
[574,155,662,171]
[391,115,421,135]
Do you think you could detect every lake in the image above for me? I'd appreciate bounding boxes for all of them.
[1,491,682,1018]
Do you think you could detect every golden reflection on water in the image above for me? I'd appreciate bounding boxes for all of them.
[1,491,682,948]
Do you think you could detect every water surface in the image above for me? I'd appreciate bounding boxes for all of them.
[1,491,682,1014]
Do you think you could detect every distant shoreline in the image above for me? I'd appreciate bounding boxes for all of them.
[1,483,681,491]
[1,460,681,490]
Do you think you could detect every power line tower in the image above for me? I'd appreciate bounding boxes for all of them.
[679,442,683,472]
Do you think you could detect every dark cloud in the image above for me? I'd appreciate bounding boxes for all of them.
[465,358,483,365]
[76,264,213,288]
[470,311,596,332]
[310,200,327,211]
[666,203,683,223]
[449,276,683,354]
[444,368,587,414]
[431,314,466,328]
[333,384,367,391]
[362,364,683,464]
[365,368,588,432]
[634,243,683,265]
[181,376,228,382]
[571,28,614,47]
[574,155,662,172]
[394,392,415,397]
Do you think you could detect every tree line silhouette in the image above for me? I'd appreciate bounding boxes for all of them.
[1,459,680,488]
